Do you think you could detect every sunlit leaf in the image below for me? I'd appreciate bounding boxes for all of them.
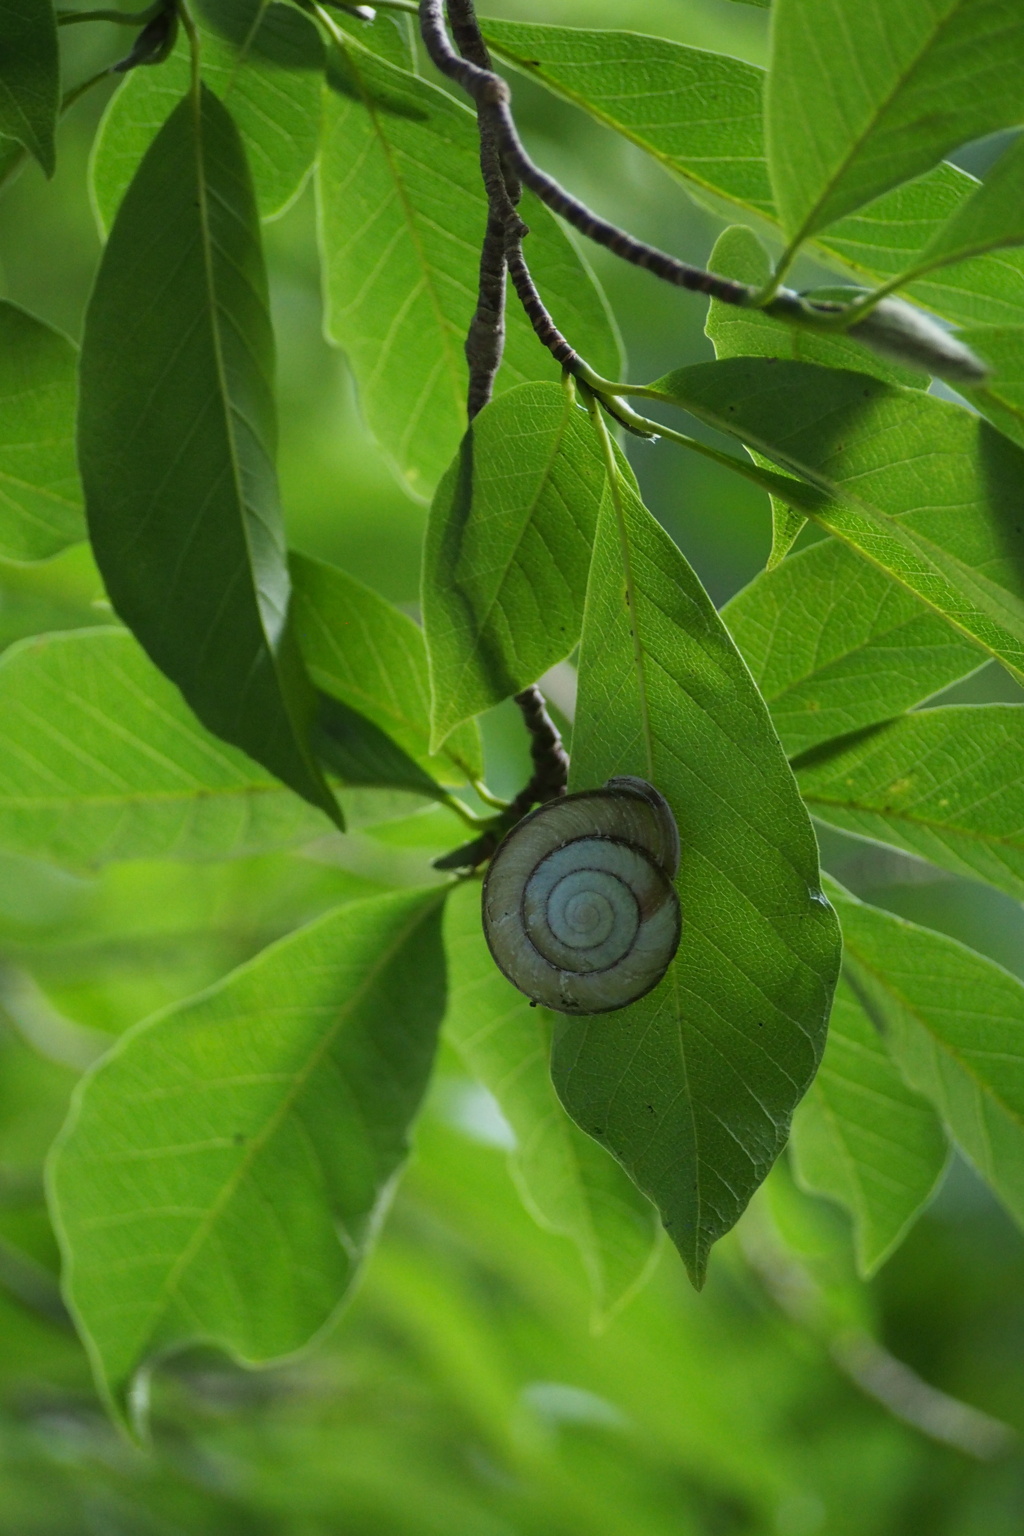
[722,538,985,758]
[0,301,82,562]
[766,0,1024,243]
[423,382,607,750]
[291,552,482,785]
[958,325,1024,448]
[907,131,1024,278]
[0,0,57,176]
[487,21,1024,333]
[0,629,329,870]
[650,357,1024,684]
[442,880,659,1321]
[553,441,840,1286]
[481,19,773,216]
[791,975,949,1276]
[316,36,620,497]
[89,0,323,232]
[49,884,448,1422]
[831,878,1024,1235]
[78,87,338,824]
[797,705,1024,901]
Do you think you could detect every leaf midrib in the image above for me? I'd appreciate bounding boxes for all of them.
[124,889,445,1376]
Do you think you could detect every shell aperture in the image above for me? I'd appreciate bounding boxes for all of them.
[482,778,682,1015]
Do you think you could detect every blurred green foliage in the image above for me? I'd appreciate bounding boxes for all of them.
[1,1,1024,1531]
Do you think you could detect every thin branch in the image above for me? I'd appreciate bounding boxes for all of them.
[418,0,753,310]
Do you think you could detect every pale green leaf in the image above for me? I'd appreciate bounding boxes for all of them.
[89,0,323,233]
[0,0,57,175]
[790,975,949,1276]
[797,705,1024,901]
[78,87,338,824]
[722,538,985,758]
[48,885,448,1421]
[422,382,607,750]
[958,325,1024,448]
[650,357,1024,684]
[290,552,482,785]
[485,23,1024,333]
[442,880,659,1322]
[481,19,773,217]
[766,0,1024,243]
[0,300,82,562]
[553,444,840,1286]
[831,878,1024,1235]
[316,38,620,498]
[0,628,329,870]
[909,131,1024,277]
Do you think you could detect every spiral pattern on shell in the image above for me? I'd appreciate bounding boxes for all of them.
[482,777,682,1015]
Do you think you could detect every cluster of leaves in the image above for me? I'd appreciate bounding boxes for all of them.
[3,0,1024,1434]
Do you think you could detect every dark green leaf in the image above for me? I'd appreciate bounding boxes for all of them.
[315,693,445,801]
[650,357,1024,685]
[831,878,1024,1234]
[722,538,985,758]
[0,301,82,561]
[422,382,607,750]
[0,0,58,176]
[766,0,1024,243]
[316,38,620,497]
[0,628,329,869]
[90,0,323,232]
[553,438,840,1286]
[78,87,338,825]
[790,974,949,1276]
[443,879,659,1321]
[290,551,483,785]
[797,705,1024,900]
[48,884,448,1422]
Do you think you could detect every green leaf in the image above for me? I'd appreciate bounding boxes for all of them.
[831,878,1024,1235]
[707,228,928,388]
[442,880,659,1321]
[48,884,448,1422]
[0,628,330,870]
[766,0,1024,244]
[481,19,774,217]
[89,0,323,233]
[0,0,58,176]
[552,436,840,1286]
[0,300,82,562]
[796,705,1024,901]
[958,325,1024,448]
[722,538,985,759]
[705,228,926,566]
[78,87,338,825]
[906,130,1024,278]
[487,23,1024,334]
[790,974,949,1276]
[422,382,607,750]
[314,693,446,802]
[649,357,1024,685]
[290,551,482,785]
[316,37,621,498]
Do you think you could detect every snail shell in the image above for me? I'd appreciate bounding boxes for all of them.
[482,776,681,1015]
